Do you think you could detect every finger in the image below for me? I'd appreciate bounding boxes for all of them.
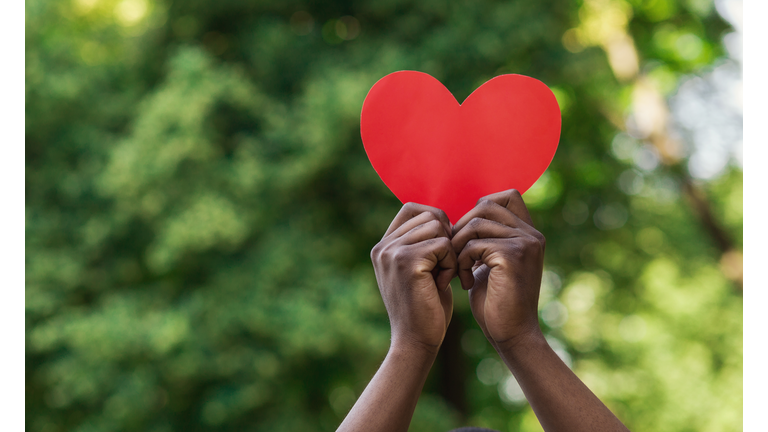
[436,267,456,292]
[479,189,534,226]
[403,237,457,289]
[472,263,491,288]
[456,238,505,289]
[388,211,445,242]
[396,219,450,246]
[430,238,458,292]
[384,203,451,238]
[468,264,491,338]
[470,264,490,296]
[451,217,523,255]
[452,198,521,235]
[433,240,458,291]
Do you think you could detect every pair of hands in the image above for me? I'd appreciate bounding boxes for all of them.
[371,189,546,354]
[351,188,630,432]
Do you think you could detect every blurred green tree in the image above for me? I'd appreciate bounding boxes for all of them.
[26,0,741,431]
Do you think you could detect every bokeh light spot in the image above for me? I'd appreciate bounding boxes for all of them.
[337,16,360,40]
[498,374,527,405]
[618,169,644,195]
[541,300,569,328]
[524,171,562,209]
[561,28,583,53]
[74,0,100,14]
[322,19,343,44]
[594,203,628,230]
[618,315,647,342]
[329,386,356,416]
[477,357,505,385]
[538,269,563,306]
[675,33,704,60]
[549,86,572,113]
[636,227,665,254]
[564,280,597,313]
[114,0,148,27]
[611,133,640,161]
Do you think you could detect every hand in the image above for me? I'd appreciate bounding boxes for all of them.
[451,189,546,349]
[371,203,457,353]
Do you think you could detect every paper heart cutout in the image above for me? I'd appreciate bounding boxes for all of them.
[360,71,561,224]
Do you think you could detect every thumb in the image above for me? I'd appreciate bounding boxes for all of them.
[468,265,491,338]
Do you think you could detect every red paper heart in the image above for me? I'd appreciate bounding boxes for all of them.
[360,71,561,224]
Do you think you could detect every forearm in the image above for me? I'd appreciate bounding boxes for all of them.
[337,342,438,432]
[498,332,629,432]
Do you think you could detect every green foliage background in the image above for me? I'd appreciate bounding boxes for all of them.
[26,0,742,431]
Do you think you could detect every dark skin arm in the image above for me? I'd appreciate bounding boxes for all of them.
[451,189,630,432]
[338,190,630,432]
[337,203,457,432]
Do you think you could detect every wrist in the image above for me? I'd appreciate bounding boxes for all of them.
[385,341,440,383]
[493,327,547,360]
[390,335,442,360]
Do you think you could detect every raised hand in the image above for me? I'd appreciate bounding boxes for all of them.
[371,202,458,352]
[450,189,546,349]
[338,203,458,432]
[451,189,629,432]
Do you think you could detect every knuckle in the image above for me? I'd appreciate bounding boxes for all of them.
[459,239,478,257]
[429,220,448,237]
[520,236,544,257]
[390,247,408,263]
[379,243,396,261]
[392,251,414,271]
[521,235,539,249]
[402,202,419,213]
[506,189,523,202]
[435,236,452,249]
[370,242,383,260]
[476,198,494,209]
[418,211,435,223]
[467,217,484,230]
